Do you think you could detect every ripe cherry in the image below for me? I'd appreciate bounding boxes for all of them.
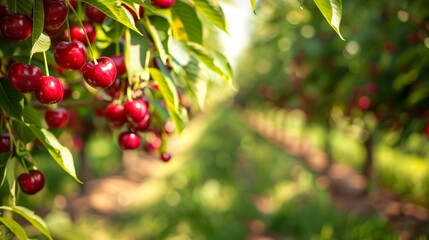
[83,57,117,89]
[44,107,69,129]
[130,113,151,132]
[44,24,65,37]
[7,63,43,93]
[151,0,175,9]
[69,22,96,46]
[125,98,149,123]
[0,13,33,41]
[425,125,429,137]
[160,152,171,162]
[358,96,371,110]
[118,131,141,150]
[103,77,126,99]
[35,76,64,104]
[110,54,126,76]
[18,170,45,195]
[0,133,12,153]
[43,0,69,29]
[54,40,88,70]
[86,4,106,23]
[104,103,126,128]
[143,134,161,152]
[0,4,8,19]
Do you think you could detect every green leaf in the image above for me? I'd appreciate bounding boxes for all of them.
[81,0,141,34]
[30,33,51,58]
[124,28,150,77]
[0,217,28,240]
[250,0,256,12]
[170,39,190,66]
[31,0,44,48]
[0,153,10,188]
[12,120,36,144]
[0,206,53,240]
[193,0,228,34]
[0,79,24,120]
[22,105,42,127]
[313,0,344,40]
[172,1,203,44]
[30,127,80,183]
[150,67,188,134]
[187,42,233,85]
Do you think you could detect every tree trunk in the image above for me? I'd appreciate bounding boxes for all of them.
[362,135,373,179]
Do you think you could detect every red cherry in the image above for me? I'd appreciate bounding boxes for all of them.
[358,96,371,110]
[104,103,126,128]
[7,63,43,93]
[143,134,161,152]
[425,125,429,137]
[54,40,88,70]
[35,76,64,104]
[67,0,77,10]
[44,24,65,36]
[103,77,126,99]
[44,107,69,129]
[130,113,151,132]
[43,0,69,29]
[125,98,149,123]
[110,54,126,76]
[18,170,45,195]
[69,22,96,46]
[151,0,175,9]
[0,13,33,41]
[0,133,12,153]
[85,4,106,23]
[83,57,117,89]
[118,131,141,150]
[0,4,8,19]
[160,152,171,162]
[122,4,144,20]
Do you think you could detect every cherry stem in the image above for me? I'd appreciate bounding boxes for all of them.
[66,1,98,64]
[43,51,50,76]
[66,18,72,42]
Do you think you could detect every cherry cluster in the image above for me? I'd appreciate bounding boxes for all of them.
[0,0,176,195]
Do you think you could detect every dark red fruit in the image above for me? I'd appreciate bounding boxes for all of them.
[425,125,429,137]
[0,13,33,41]
[0,4,8,19]
[43,0,68,29]
[67,0,77,10]
[160,152,171,162]
[143,134,161,152]
[19,170,45,195]
[118,131,141,150]
[0,134,11,153]
[110,54,126,76]
[130,113,151,132]
[86,5,106,23]
[44,107,69,129]
[69,22,96,46]
[35,76,64,104]
[125,98,149,123]
[44,24,65,36]
[358,96,371,110]
[103,77,125,99]
[83,57,117,88]
[104,103,126,128]
[151,0,175,9]
[122,4,144,20]
[7,63,43,93]
[54,40,88,70]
